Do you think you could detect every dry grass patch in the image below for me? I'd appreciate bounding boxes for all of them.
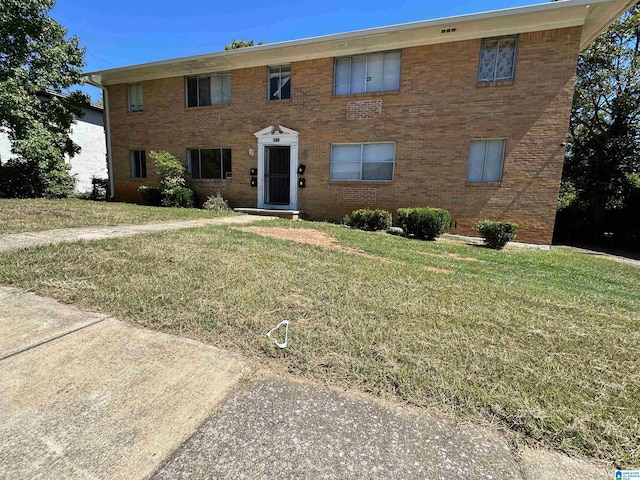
[237,226,391,262]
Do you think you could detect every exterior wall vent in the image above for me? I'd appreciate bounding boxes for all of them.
[440,27,457,33]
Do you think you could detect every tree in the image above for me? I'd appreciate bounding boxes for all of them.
[0,0,90,197]
[558,5,640,244]
[224,38,263,50]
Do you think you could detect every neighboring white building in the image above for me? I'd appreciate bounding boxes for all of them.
[0,94,107,193]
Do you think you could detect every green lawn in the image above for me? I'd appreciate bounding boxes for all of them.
[0,198,236,234]
[1,219,638,467]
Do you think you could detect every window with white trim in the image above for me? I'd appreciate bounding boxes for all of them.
[130,150,146,178]
[467,140,506,183]
[268,65,291,100]
[330,143,395,181]
[128,84,143,112]
[334,51,401,95]
[477,37,517,82]
[188,148,232,179]
[186,73,231,107]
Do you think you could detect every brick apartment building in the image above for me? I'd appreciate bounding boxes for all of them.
[87,0,632,244]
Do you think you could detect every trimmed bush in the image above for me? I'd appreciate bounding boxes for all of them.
[397,207,451,240]
[202,193,231,211]
[344,209,392,231]
[162,186,195,208]
[138,185,162,206]
[477,220,518,249]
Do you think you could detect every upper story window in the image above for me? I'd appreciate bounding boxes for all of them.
[130,150,146,178]
[330,142,395,181]
[188,148,232,179]
[128,84,143,112]
[186,73,231,107]
[334,51,401,95]
[477,36,517,83]
[269,65,291,100]
[467,140,506,183]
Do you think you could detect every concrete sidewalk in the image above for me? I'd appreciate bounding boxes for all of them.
[0,214,274,254]
[0,286,247,480]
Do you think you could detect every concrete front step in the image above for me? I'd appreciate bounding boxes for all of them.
[235,208,301,220]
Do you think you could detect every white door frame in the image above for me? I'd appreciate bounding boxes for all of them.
[254,125,299,210]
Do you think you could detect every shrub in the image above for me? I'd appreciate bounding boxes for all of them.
[202,193,231,211]
[89,177,109,201]
[477,220,518,249]
[397,207,451,240]
[344,209,392,231]
[138,186,162,206]
[138,150,196,208]
[0,157,75,198]
[162,186,195,208]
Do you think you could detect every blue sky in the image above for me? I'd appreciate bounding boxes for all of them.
[51,0,537,100]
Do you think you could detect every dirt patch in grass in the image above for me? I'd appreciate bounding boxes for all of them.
[418,251,482,262]
[237,226,391,262]
[425,266,453,274]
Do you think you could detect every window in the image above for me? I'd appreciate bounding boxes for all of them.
[477,37,517,82]
[186,73,231,107]
[330,143,395,181]
[128,84,143,112]
[130,150,146,178]
[188,148,232,179]
[268,65,291,100]
[334,51,401,95]
[467,140,506,183]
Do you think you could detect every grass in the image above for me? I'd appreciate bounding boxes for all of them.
[0,219,638,467]
[0,198,236,234]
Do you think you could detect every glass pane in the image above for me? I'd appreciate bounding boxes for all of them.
[198,76,211,106]
[350,56,367,94]
[495,38,516,81]
[222,149,232,177]
[140,151,146,178]
[366,53,384,92]
[280,65,291,99]
[483,140,505,182]
[362,162,393,181]
[188,149,200,179]
[330,162,360,180]
[221,74,231,104]
[200,149,221,178]
[334,58,351,95]
[331,144,361,163]
[478,39,498,82]
[362,143,395,162]
[269,67,280,100]
[131,152,137,177]
[187,78,198,107]
[467,141,486,182]
[382,51,401,91]
[210,75,222,105]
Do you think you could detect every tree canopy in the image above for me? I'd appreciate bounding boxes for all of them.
[557,5,640,246]
[0,0,90,197]
[224,38,263,50]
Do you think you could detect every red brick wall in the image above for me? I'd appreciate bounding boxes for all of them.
[107,27,581,244]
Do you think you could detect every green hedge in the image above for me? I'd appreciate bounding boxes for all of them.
[344,209,392,231]
[397,207,451,240]
[477,220,518,249]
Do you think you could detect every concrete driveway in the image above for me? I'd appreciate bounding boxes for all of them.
[0,286,247,480]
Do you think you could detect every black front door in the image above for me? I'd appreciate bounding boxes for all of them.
[265,146,290,205]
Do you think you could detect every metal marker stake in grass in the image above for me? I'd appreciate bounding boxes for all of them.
[266,320,289,349]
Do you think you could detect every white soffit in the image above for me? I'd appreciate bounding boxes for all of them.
[85,0,635,86]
